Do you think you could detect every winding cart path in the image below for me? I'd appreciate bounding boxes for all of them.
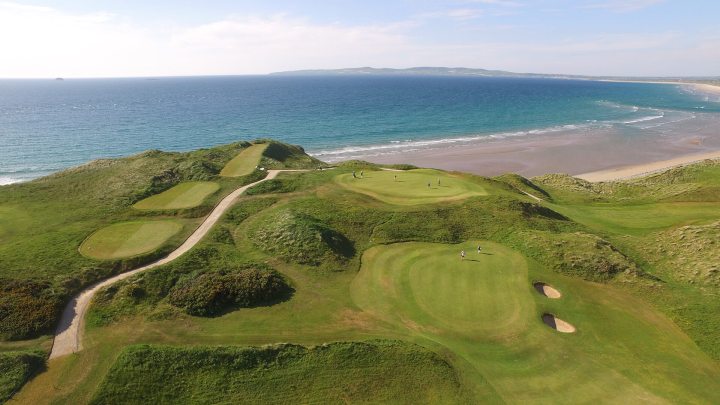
[50,170,291,359]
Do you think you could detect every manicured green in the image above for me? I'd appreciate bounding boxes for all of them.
[220,143,268,177]
[335,168,487,205]
[132,181,220,210]
[90,341,468,404]
[79,221,183,260]
[352,241,720,403]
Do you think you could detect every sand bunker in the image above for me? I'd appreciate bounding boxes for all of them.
[542,313,576,333]
[533,282,562,299]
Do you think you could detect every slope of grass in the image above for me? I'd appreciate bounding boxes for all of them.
[132,181,219,210]
[79,221,183,260]
[0,140,315,341]
[220,143,268,177]
[351,241,720,403]
[335,169,487,205]
[0,350,45,403]
[90,341,468,404]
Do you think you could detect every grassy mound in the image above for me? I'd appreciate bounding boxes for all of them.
[132,181,219,210]
[79,221,183,260]
[90,341,467,404]
[0,350,45,403]
[168,267,292,316]
[643,221,720,287]
[220,144,268,177]
[259,141,325,169]
[251,210,353,266]
[335,169,487,205]
[512,230,642,281]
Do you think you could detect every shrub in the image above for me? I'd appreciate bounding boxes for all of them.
[168,268,292,316]
[0,279,64,340]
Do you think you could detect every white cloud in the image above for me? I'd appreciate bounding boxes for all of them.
[583,0,665,12]
[0,1,716,77]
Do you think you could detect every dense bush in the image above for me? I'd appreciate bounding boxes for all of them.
[0,279,64,340]
[251,210,355,266]
[0,350,46,403]
[168,268,292,316]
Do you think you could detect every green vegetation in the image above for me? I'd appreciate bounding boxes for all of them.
[250,209,354,268]
[132,181,219,210]
[168,267,292,316]
[352,241,720,403]
[3,142,720,404]
[220,143,268,177]
[335,168,488,205]
[91,341,468,404]
[0,350,45,403]
[0,140,313,342]
[79,221,183,260]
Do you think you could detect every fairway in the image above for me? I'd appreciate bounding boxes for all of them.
[335,169,487,205]
[133,181,219,210]
[220,144,268,177]
[79,221,182,260]
[351,241,720,403]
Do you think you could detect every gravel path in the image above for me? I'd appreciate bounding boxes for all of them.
[50,170,287,359]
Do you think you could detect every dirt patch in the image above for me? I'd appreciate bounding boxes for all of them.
[542,313,576,333]
[533,282,562,299]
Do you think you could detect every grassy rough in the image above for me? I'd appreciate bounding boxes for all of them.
[251,209,354,267]
[90,341,468,405]
[0,350,45,403]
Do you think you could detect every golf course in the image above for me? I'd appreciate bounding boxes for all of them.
[1,140,719,404]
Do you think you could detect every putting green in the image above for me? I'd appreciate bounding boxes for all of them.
[133,182,219,210]
[79,221,182,260]
[335,169,487,205]
[220,144,268,177]
[351,241,720,403]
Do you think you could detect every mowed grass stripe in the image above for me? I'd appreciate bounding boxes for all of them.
[79,221,182,260]
[220,143,268,177]
[133,181,219,210]
[335,169,487,205]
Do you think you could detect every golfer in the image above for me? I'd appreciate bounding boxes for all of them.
[460,250,466,261]
[477,245,482,254]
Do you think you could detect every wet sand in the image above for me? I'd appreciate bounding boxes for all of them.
[365,113,720,180]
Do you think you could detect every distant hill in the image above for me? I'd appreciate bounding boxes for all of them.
[270,67,720,83]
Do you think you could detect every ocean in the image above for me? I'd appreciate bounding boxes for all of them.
[1,75,719,184]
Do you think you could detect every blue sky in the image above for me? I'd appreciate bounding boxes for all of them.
[0,0,718,77]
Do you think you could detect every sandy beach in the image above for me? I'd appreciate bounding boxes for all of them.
[577,150,720,182]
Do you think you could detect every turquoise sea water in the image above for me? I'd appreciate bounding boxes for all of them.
[1,76,719,184]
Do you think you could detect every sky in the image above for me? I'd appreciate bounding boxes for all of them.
[0,0,718,78]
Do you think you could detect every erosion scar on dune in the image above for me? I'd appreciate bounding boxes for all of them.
[542,313,576,333]
[533,282,562,299]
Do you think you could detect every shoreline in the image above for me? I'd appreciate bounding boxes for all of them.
[598,79,720,95]
[363,112,720,181]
